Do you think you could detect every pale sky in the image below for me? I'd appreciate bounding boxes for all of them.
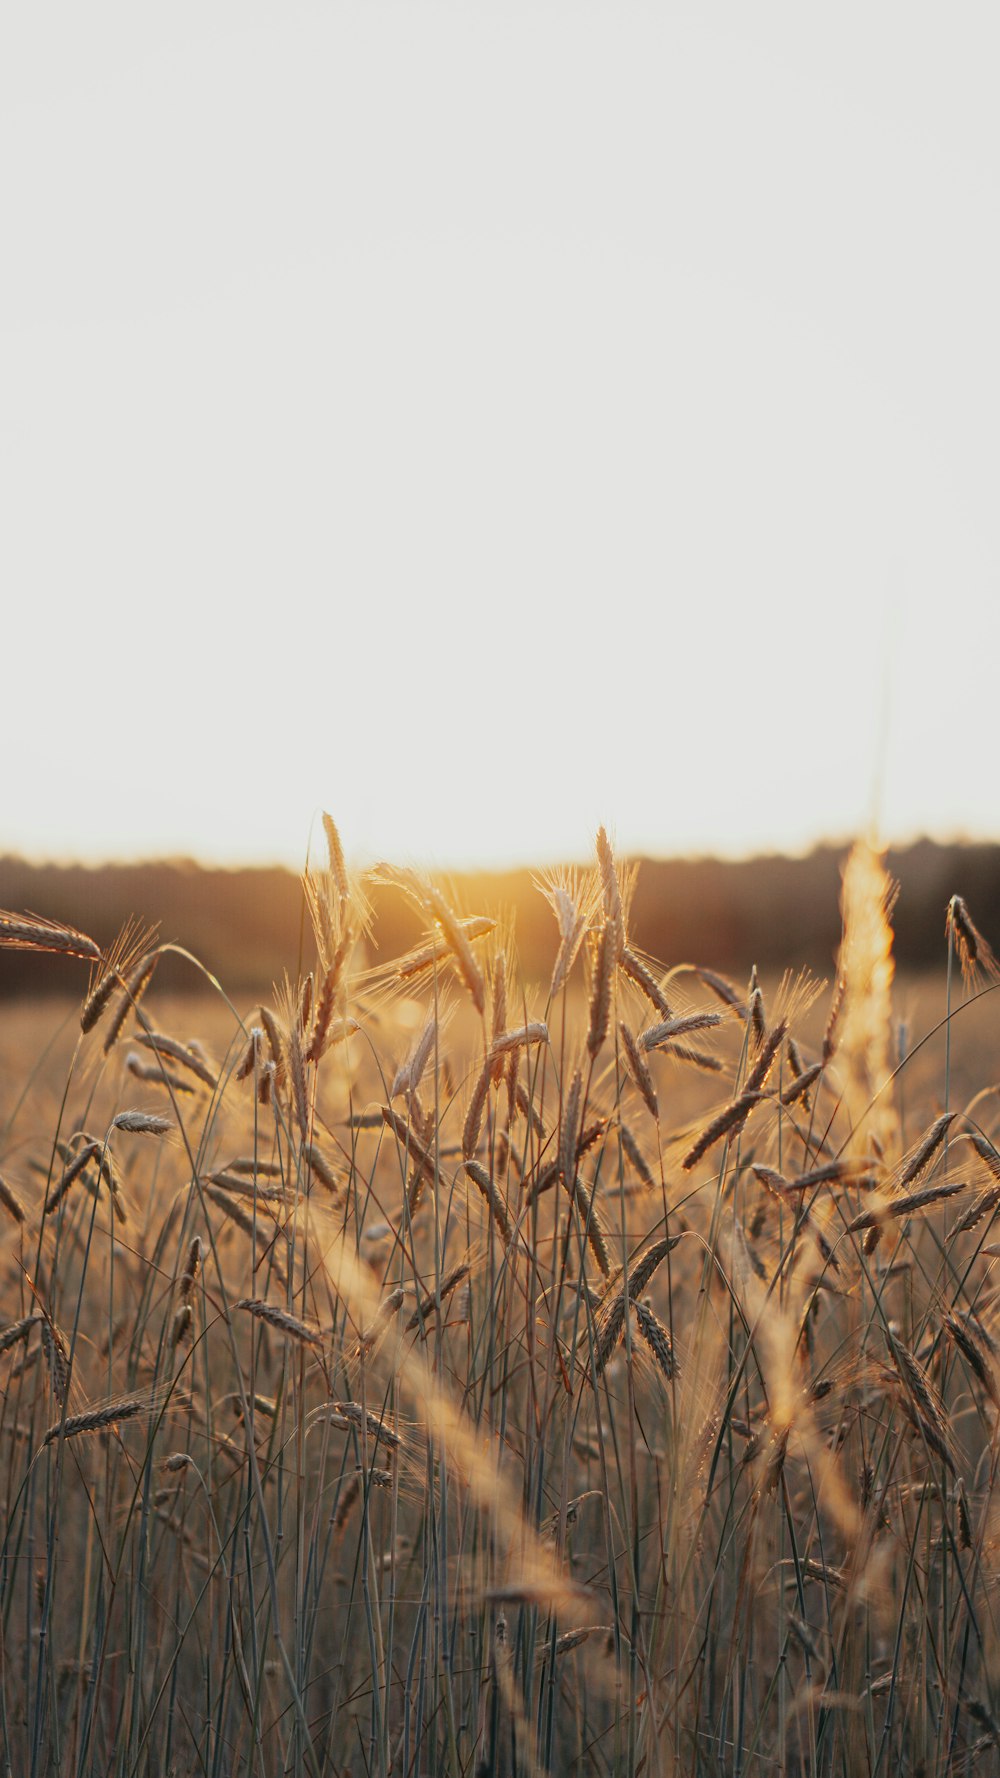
[2,5,998,873]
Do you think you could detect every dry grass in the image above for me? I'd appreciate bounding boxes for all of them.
[0,825,998,1776]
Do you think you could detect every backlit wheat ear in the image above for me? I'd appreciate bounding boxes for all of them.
[0,1313,41,1356]
[177,1236,202,1302]
[426,886,486,1015]
[619,948,671,1017]
[81,970,119,1035]
[752,1163,793,1200]
[297,972,313,1034]
[235,1300,323,1346]
[488,1022,548,1060]
[394,917,496,984]
[490,954,508,1086]
[40,1316,70,1405]
[96,1150,128,1224]
[526,1158,561,1203]
[846,1178,966,1233]
[587,923,614,1057]
[956,1183,1000,1234]
[514,1082,546,1139]
[133,1031,217,1090]
[381,1107,437,1213]
[619,1121,656,1190]
[406,1262,471,1333]
[560,1069,583,1186]
[782,1033,817,1109]
[898,1112,956,1188]
[224,1156,284,1178]
[363,1465,395,1491]
[885,1329,956,1473]
[551,1626,613,1657]
[567,1175,611,1277]
[592,1292,627,1378]
[0,1171,26,1224]
[797,1159,869,1191]
[80,918,158,1035]
[112,1110,172,1136]
[463,1063,492,1161]
[235,1027,263,1082]
[670,1043,724,1074]
[0,912,102,962]
[464,1161,514,1249]
[207,1190,288,1286]
[355,1286,406,1360]
[590,1236,679,1378]
[259,1008,287,1085]
[302,1141,339,1193]
[971,1133,1000,1182]
[595,827,625,961]
[576,1118,607,1160]
[747,969,767,1046]
[619,1022,658,1121]
[42,1391,157,1447]
[947,893,1000,987]
[103,949,160,1053]
[639,1011,722,1051]
[44,1142,101,1215]
[743,1019,788,1094]
[633,1298,676,1379]
[322,812,350,905]
[316,1401,403,1452]
[781,1061,823,1106]
[535,868,591,997]
[393,1012,439,1099]
[207,1170,289,1202]
[305,934,352,1062]
[228,1392,278,1422]
[822,975,846,1063]
[288,1024,309,1138]
[943,1311,1000,1406]
[126,1054,195,1095]
[682,1091,764,1170]
[694,966,747,1017]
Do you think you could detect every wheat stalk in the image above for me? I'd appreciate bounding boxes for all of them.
[133,1031,217,1090]
[235,1300,323,1346]
[462,1063,492,1161]
[0,1172,26,1224]
[42,1391,158,1447]
[619,947,671,1017]
[0,1313,41,1356]
[464,1161,514,1249]
[406,1263,471,1333]
[425,886,486,1015]
[587,923,614,1058]
[44,1142,101,1215]
[639,1011,723,1051]
[682,1091,765,1170]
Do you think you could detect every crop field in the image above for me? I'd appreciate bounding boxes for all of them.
[1,826,1000,1777]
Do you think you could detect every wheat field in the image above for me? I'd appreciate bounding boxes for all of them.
[0,824,999,1777]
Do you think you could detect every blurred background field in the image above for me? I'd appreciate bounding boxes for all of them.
[3,838,1000,1002]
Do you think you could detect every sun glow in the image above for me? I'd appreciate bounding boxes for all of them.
[2,5,999,871]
